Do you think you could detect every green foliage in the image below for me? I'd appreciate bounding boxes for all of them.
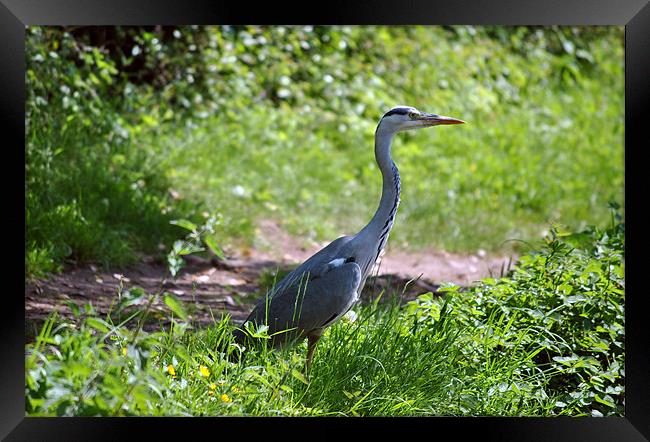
[25,26,202,276]
[431,204,625,416]
[25,313,170,415]
[26,25,624,276]
[167,215,224,277]
[26,211,624,416]
[157,25,624,251]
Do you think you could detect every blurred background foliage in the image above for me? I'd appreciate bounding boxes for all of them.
[25,25,624,277]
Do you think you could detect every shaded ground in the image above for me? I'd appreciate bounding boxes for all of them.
[25,220,515,339]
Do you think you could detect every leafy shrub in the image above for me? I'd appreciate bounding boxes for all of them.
[414,203,625,416]
[26,27,201,275]
[26,313,170,416]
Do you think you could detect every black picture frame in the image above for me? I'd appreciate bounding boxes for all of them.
[3,0,648,439]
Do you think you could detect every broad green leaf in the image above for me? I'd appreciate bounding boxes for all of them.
[86,317,111,333]
[594,394,616,408]
[163,293,188,321]
[291,369,309,385]
[177,245,204,256]
[170,219,198,232]
[204,236,226,260]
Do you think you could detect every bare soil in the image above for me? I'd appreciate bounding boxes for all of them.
[25,220,516,337]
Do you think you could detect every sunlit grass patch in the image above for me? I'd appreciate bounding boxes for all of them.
[156,27,623,254]
[26,26,623,277]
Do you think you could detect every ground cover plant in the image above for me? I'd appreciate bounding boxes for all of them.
[25,209,624,416]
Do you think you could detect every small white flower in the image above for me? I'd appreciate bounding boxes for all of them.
[232,185,246,197]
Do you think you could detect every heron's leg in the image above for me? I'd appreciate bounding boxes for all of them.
[306,334,321,372]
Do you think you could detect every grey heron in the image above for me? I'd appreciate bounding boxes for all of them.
[233,106,465,369]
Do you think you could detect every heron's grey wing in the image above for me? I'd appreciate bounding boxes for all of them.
[265,235,354,299]
[234,235,357,345]
[246,260,361,346]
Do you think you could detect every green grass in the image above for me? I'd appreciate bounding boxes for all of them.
[157,26,624,253]
[26,26,624,277]
[26,212,624,416]
[25,27,196,277]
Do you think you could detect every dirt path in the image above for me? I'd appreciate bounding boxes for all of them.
[25,220,515,336]
[249,220,515,286]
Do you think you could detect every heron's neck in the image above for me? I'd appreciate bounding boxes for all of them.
[361,127,401,242]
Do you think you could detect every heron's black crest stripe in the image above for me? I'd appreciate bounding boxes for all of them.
[344,256,356,263]
[383,108,410,118]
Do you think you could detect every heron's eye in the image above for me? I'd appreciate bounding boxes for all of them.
[408,112,418,119]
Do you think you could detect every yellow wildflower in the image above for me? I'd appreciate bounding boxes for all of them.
[221,393,231,403]
[122,347,127,356]
[167,364,176,377]
[232,386,240,393]
[199,365,210,377]
[209,383,217,390]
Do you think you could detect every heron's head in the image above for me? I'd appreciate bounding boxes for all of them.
[378,106,465,133]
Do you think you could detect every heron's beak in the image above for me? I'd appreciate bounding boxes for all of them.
[419,113,466,126]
